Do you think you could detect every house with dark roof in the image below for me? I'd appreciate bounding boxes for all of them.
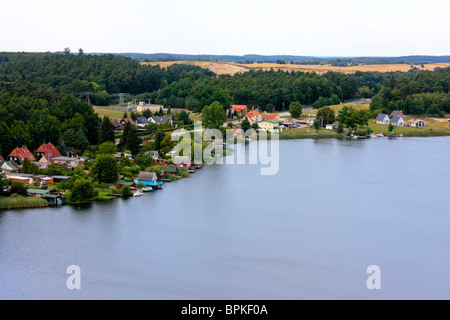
[7,147,35,165]
[120,118,136,126]
[134,117,149,127]
[36,142,61,160]
[376,114,390,125]
[111,119,124,131]
[148,116,173,126]
[391,115,406,127]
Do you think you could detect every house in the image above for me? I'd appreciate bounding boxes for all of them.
[163,166,178,176]
[1,159,20,173]
[376,114,390,125]
[112,153,133,162]
[120,118,136,127]
[246,110,262,124]
[326,124,339,130]
[32,175,54,185]
[173,156,192,170]
[134,172,163,187]
[36,142,61,160]
[148,116,173,126]
[51,156,81,168]
[111,119,124,131]
[390,110,405,118]
[7,147,35,165]
[391,115,405,127]
[257,119,283,133]
[134,117,149,127]
[4,173,35,185]
[306,118,317,126]
[261,113,280,121]
[51,175,72,183]
[406,119,427,127]
[117,181,137,190]
[27,189,63,205]
[230,105,248,116]
[35,155,52,169]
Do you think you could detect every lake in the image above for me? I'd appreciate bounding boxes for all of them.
[0,137,449,300]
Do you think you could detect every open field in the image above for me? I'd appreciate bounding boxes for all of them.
[94,106,127,119]
[142,61,450,76]
[304,103,370,115]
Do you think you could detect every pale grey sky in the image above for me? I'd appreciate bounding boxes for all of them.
[1,0,449,56]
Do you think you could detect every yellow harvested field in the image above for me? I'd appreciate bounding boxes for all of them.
[142,61,450,76]
[305,104,370,115]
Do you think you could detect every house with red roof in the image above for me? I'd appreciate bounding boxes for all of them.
[36,142,61,160]
[7,147,35,165]
[246,110,262,124]
[231,105,248,116]
[120,118,136,126]
[261,113,280,121]
[390,110,405,119]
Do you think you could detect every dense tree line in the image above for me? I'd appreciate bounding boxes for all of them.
[370,67,450,116]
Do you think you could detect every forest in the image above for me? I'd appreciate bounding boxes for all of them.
[0,52,449,157]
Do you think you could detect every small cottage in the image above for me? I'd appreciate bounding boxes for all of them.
[376,114,390,125]
[391,115,405,127]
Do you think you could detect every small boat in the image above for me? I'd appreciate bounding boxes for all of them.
[133,191,144,197]
[142,187,153,193]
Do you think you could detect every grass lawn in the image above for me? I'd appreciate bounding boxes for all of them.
[94,106,127,119]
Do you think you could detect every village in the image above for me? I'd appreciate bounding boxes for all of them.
[0,100,446,210]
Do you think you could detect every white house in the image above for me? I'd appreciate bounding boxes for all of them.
[391,115,405,127]
[376,114,390,125]
[406,119,427,127]
[325,124,339,130]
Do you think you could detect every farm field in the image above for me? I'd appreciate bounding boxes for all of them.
[142,61,450,76]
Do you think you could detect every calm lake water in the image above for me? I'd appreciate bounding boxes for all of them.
[1,137,449,300]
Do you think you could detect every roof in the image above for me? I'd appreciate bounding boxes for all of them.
[261,114,279,120]
[8,147,35,162]
[111,119,124,130]
[390,110,404,117]
[231,105,248,111]
[258,119,283,124]
[246,110,261,118]
[121,118,136,125]
[51,156,80,162]
[376,114,389,121]
[51,175,72,180]
[27,189,51,195]
[137,172,157,181]
[134,117,149,125]
[173,156,191,165]
[39,155,52,163]
[36,143,61,158]
[406,119,427,123]
[391,115,405,123]
[150,116,173,124]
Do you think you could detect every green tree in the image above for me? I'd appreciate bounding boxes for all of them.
[316,107,336,127]
[202,101,226,129]
[121,185,132,197]
[313,119,321,132]
[177,110,192,125]
[241,117,251,131]
[160,134,174,155]
[118,122,139,154]
[142,109,152,119]
[91,154,119,184]
[22,158,39,174]
[251,123,259,130]
[70,178,95,202]
[0,122,12,157]
[99,116,115,144]
[0,173,10,193]
[10,181,28,196]
[154,131,165,151]
[289,102,303,118]
[97,142,117,155]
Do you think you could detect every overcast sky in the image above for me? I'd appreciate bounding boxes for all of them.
[1,0,449,56]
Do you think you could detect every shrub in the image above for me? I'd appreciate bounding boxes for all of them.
[122,185,132,197]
